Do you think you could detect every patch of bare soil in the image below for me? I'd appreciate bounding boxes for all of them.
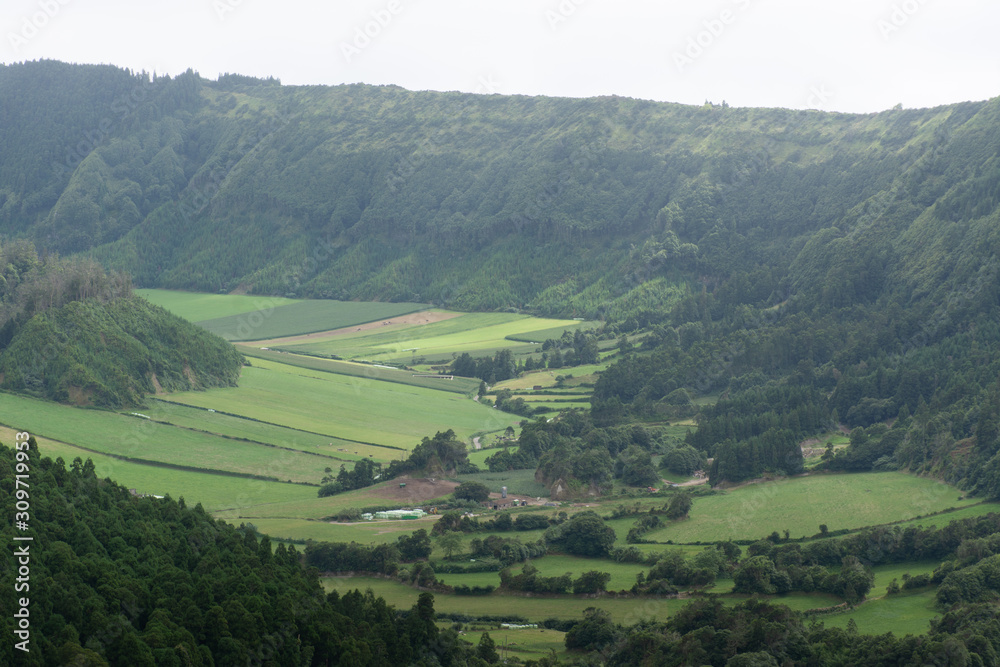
[150,373,164,394]
[363,476,460,504]
[250,310,460,347]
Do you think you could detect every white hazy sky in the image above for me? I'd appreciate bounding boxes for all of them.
[2,0,998,113]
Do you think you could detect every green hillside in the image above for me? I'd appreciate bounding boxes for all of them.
[2,60,996,323]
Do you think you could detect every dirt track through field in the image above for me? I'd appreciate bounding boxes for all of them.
[250,310,461,347]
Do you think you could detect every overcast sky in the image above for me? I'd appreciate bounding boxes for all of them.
[2,0,998,113]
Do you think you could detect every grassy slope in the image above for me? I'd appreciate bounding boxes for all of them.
[13,431,316,513]
[135,288,300,322]
[0,392,332,483]
[645,473,978,543]
[158,364,520,449]
[196,300,429,341]
[285,312,586,362]
[238,348,480,394]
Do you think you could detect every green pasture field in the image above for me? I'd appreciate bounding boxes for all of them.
[820,588,940,636]
[870,561,940,594]
[197,300,429,341]
[503,321,601,343]
[520,402,591,413]
[642,473,979,544]
[238,517,430,544]
[467,446,516,467]
[322,576,692,623]
[493,394,591,404]
[142,398,366,463]
[493,363,611,391]
[213,478,457,521]
[158,365,520,450]
[885,502,999,532]
[432,569,503,588]
[507,555,647,592]
[323,577,842,624]
[0,392,332,483]
[136,288,300,322]
[28,436,316,512]
[430,528,552,562]
[452,469,551,498]
[284,312,587,363]
[240,348,480,394]
[461,628,568,663]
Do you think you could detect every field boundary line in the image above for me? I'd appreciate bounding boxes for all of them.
[242,347,474,395]
[149,397,407,451]
[0,420,318,486]
[124,413,356,462]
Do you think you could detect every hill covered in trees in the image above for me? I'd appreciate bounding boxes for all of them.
[0,240,243,408]
[1,60,997,320]
[4,59,1000,483]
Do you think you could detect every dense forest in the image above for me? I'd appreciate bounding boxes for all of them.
[0,441,501,666]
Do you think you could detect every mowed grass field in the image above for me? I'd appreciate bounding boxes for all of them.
[197,300,430,341]
[136,288,300,322]
[322,575,693,624]
[6,428,317,513]
[644,473,979,543]
[244,517,432,544]
[158,362,520,451]
[281,312,594,363]
[239,348,480,395]
[0,392,333,483]
[142,398,368,462]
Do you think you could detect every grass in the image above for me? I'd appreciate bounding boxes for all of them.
[461,628,568,663]
[643,473,979,543]
[136,288,300,322]
[503,321,601,343]
[493,362,611,391]
[29,436,317,512]
[323,577,843,625]
[322,575,692,623]
[509,554,647,592]
[467,446,517,468]
[234,517,427,544]
[0,392,333,483]
[286,312,588,363]
[142,398,367,462]
[196,300,429,341]
[158,364,521,451]
[819,588,940,636]
[870,561,940,595]
[886,503,1000,532]
[239,347,480,394]
[452,469,551,498]
[213,477,456,521]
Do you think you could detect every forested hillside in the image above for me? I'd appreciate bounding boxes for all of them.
[3,60,1000,484]
[1,60,996,318]
[0,440,480,666]
[0,240,243,408]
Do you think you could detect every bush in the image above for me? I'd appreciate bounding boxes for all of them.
[453,585,496,596]
[318,481,344,497]
[545,511,617,558]
[454,481,491,503]
[514,513,550,531]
